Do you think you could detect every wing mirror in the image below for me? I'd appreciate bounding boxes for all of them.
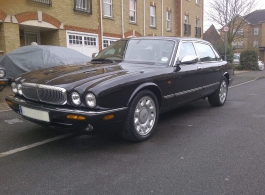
[92,53,98,59]
[180,55,198,64]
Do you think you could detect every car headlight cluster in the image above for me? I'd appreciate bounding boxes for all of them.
[11,82,18,94]
[0,69,5,78]
[70,92,96,108]
[85,93,96,108]
[11,82,23,95]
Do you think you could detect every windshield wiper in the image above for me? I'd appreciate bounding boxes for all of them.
[91,58,114,63]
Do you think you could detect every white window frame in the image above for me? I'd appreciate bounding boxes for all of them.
[129,0,136,23]
[150,6,156,27]
[254,28,259,35]
[253,40,258,47]
[75,0,91,13]
[184,15,189,24]
[166,11,171,30]
[103,0,112,17]
[196,0,200,5]
[25,31,40,45]
[102,37,119,49]
[196,18,199,27]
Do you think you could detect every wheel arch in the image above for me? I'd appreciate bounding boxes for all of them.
[127,83,163,108]
[223,72,230,85]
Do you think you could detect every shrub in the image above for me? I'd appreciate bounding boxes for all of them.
[213,43,234,64]
[240,49,258,70]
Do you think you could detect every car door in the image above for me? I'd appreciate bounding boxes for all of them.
[172,41,204,105]
[193,42,224,96]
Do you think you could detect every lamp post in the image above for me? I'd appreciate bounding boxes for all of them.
[224,0,228,61]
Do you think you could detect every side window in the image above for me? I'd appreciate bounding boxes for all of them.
[178,42,197,62]
[194,42,217,62]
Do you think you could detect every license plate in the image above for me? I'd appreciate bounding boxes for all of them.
[19,106,50,122]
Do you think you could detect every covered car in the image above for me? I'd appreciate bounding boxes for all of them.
[0,45,91,80]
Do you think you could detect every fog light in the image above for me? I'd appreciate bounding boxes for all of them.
[66,115,86,120]
[0,81,7,85]
[6,100,13,106]
[103,114,114,120]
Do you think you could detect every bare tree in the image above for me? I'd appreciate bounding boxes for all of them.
[206,0,258,46]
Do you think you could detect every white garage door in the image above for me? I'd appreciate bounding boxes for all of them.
[66,31,99,57]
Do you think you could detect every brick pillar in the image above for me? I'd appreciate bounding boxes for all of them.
[2,22,20,53]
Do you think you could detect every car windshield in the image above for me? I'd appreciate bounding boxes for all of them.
[93,39,176,65]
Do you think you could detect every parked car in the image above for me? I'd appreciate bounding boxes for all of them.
[258,60,264,71]
[0,45,91,80]
[6,37,233,142]
[233,53,240,65]
[0,67,8,91]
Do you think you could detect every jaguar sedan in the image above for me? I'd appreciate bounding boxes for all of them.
[6,37,233,142]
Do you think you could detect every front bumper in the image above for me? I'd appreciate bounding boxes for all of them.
[6,95,128,134]
[0,78,8,91]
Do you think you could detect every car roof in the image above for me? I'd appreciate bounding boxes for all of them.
[123,36,210,44]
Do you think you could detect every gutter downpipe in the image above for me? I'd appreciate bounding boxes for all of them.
[144,0,146,36]
[180,0,182,36]
[100,0,104,50]
[121,0,124,38]
[162,0,164,36]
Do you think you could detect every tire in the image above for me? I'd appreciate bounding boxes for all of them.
[208,77,228,107]
[120,90,159,142]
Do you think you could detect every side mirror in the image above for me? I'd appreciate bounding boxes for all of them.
[92,53,98,59]
[180,55,198,64]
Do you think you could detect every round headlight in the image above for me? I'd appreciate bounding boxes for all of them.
[0,69,5,78]
[85,93,96,108]
[11,82,18,94]
[17,83,23,95]
[71,92,81,106]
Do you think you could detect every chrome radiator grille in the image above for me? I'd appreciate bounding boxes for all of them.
[22,83,67,105]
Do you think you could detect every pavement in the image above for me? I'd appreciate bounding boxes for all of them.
[0,70,264,112]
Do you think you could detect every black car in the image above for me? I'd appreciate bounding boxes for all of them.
[0,67,8,91]
[6,37,233,142]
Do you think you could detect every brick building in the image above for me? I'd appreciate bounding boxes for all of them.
[0,0,203,57]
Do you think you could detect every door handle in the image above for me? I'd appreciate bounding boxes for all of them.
[197,67,202,70]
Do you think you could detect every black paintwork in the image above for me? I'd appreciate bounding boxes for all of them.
[6,37,233,133]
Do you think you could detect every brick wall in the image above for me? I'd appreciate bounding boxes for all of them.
[0,0,203,53]
[3,23,20,54]
[182,0,203,38]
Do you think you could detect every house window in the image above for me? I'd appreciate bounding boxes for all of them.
[238,28,244,36]
[25,32,40,45]
[84,36,96,46]
[103,0,112,17]
[103,38,118,49]
[238,40,243,48]
[195,18,201,37]
[196,0,200,5]
[253,40,258,47]
[150,6,156,27]
[28,0,52,6]
[69,35,83,45]
[232,41,237,49]
[166,11,171,30]
[254,28,259,35]
[129,0,136,23]
[74,0,92,13]
[184,15,191,35]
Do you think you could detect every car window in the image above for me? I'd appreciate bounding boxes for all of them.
[178,42,197,62]
[194,42,217,62]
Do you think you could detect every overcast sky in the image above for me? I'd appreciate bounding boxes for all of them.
[204,0,265,31]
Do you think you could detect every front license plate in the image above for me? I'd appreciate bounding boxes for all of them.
[19,106,50,122]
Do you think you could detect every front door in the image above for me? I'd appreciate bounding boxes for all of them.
[173,41,204,104]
